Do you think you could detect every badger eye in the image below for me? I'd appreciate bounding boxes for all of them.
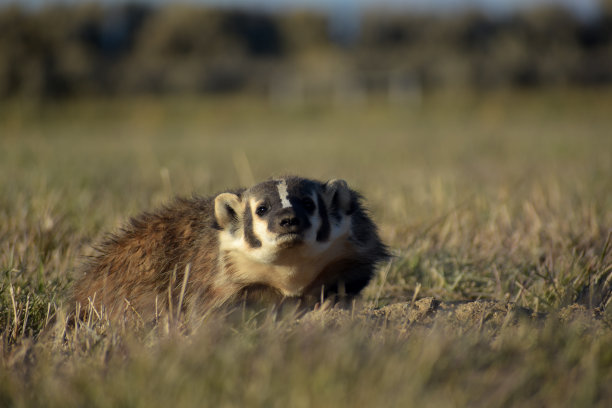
[302,197,315,212]
[255,205,268,217]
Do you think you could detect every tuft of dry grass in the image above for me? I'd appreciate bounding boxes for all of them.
[1,89,611,406]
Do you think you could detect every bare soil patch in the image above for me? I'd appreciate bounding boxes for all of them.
[297,298,607,333]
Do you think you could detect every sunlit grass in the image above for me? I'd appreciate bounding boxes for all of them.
[1,89,611,406]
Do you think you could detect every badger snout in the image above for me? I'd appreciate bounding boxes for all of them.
[271,207,310,237]
[279,214,300,229]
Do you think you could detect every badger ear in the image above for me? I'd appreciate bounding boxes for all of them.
[214,193,242,229]
[324,179,352,214]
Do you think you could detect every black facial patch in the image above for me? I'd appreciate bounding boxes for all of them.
[243,202,262,248]
[316,193,330,242]
[300,196,316,215]
[284,177,318,198]
[329,192,342,223]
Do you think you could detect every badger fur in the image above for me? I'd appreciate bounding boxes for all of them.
[72,176,390,321]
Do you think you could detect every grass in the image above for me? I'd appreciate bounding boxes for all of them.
[1,88,611,407]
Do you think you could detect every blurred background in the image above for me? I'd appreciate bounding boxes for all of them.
[1,0,611,100]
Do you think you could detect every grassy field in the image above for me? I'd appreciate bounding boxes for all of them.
[1,89,611,407]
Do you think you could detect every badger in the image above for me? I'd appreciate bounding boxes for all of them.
[72,176,389,321]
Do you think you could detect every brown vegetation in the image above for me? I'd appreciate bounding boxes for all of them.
[0,82,610,406]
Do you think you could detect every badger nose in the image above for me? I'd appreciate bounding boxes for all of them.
[279,216,300,228]
[276,208,301,232]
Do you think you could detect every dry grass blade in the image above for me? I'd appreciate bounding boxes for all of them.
[176,264,191,321]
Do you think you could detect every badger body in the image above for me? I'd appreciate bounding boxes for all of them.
[73,176,389,320]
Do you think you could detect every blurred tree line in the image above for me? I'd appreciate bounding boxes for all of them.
[0,2,611,99]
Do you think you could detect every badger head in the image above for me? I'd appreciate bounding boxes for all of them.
[213,177,355,295]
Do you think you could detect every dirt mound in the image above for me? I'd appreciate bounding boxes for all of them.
[297,298,605,332]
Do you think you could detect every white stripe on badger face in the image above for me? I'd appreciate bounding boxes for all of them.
[276,179,292,208]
